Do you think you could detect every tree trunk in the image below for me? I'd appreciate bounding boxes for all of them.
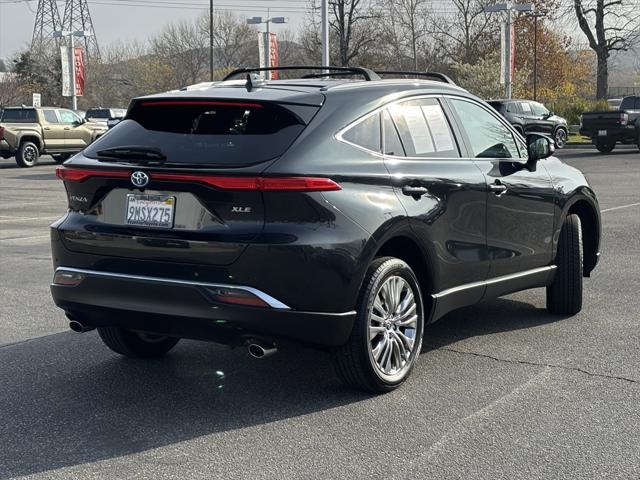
[596,48,608,99]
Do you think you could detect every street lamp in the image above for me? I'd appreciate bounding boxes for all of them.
[247,16,288,79]
[53,30,92,110]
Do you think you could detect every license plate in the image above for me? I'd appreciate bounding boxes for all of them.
[125,194,175,228]
[598,130,607,136]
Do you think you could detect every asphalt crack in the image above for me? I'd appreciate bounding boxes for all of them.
[429,344,638,385]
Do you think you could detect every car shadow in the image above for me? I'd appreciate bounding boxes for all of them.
[0,157,56,169]
[0,296,564,479]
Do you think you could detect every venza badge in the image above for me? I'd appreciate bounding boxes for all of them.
[131,171,149,188]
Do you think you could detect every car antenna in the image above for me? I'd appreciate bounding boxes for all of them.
[246,73,266,92]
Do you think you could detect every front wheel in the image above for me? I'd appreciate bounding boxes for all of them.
[554,127,568,149]
[15,141,39,167]
[98,326,180,358]
[595,139,615,153]
[547,214,583,315]
[331,257,425,393]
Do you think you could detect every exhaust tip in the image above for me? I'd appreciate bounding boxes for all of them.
[69,320,94,333]
[247,341,277,359]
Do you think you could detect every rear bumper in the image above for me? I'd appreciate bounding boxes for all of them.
[579,126,636,141]
[50,267,356,347]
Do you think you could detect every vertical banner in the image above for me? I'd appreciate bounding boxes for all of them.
[258,33,266,70]
[499,23,506,85]
[269,33,279,79]
[74,47,85,97]
[60,46,73,97]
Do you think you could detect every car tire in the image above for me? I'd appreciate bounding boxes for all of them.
[547,214,583,315]
[594,140,615,153]
[52,154,71,164]
[331,257,424,393]
[554,127,568,149]
[15,141,39,168]
[98,326,180,358]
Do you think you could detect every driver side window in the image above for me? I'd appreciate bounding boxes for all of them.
[450,99,520,159]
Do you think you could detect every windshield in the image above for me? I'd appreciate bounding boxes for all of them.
[86,109,111,119]
[83,100,315,166]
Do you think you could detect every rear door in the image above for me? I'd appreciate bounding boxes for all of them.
[58,98,320,266]
[41,109,66,150]
[379,96,489,293]
[447,97,555,279]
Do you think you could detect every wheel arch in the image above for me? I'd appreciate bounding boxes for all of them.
[562,196,601,277]
[19,134,43,150]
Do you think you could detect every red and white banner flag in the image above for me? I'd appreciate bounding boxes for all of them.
[73,47,85,97]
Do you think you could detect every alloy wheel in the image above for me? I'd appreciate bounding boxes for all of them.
[368,275,419,380]
[23,145,37,164]
[555,129,567,148]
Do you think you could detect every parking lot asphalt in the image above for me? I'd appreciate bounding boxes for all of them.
[1,147,639,480]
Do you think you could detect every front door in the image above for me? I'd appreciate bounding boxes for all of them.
[380,97,489,294]
[58,109,89,149]
[447,97,555,279]
[41,109,66,150]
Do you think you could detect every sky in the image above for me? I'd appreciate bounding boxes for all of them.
[0,0,308,60]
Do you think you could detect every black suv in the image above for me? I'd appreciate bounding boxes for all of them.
[51,67,601,392]
[488,99,569,149]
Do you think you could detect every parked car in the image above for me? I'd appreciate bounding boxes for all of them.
[579,95,640,153]
[607,98,622,110]
[0,106,107,167]
[51,66,601,392]
[488,99,569,149]
[85,107,126,124]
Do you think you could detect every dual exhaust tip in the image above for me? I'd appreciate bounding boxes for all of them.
[69,321,277,358]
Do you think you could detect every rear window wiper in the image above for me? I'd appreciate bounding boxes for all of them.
[96,146,167,164]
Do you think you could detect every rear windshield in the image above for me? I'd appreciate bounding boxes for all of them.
[620,97,640,110]
[86,109,111,119]
[1,109,37,122]
[84,100,314,166]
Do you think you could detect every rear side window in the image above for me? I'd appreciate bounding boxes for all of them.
[388,98,458,158]
[382,110,405,156]
[506,102,520,113]
[0,109,37,122]
[520,102,533,114]
[342,113,381,153]
[84,100,316,166]
[43,110,59,123]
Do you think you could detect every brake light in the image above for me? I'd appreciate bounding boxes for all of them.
[139,100,263,109]
[56,166,130,182]
[620,113,629,126]
[55,166,341,191]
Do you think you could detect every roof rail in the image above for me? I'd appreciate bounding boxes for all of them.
[374,70,456,85]
[223,65,381,82]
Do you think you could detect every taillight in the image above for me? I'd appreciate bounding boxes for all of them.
[205,288,270,308]
[0,126,4,140]
[56,166,341,192]
[620,113,629,126]
[56,166,130,182]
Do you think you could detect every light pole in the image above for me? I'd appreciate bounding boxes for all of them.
[209,0,214,81]
[53,29,92,110]
[321,0,329,70]
[247,16,288,79]
[527,11,547,101]
[485,2,532,99]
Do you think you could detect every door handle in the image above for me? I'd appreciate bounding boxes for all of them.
[64,127,70,130]
[43,127,51,130]
[402,185,429,198]
[489,180,508,196]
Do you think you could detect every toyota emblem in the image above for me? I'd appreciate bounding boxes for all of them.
[131,171,149,188]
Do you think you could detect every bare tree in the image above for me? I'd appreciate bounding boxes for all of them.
[431,0,499,65]
[573,0,640,98]
[377,0,431,70]
[201,11,257,69]
[331,0,379,66]
[151,19,208,87]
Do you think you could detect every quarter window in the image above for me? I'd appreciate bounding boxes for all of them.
[387,98,458,158]
[342,112,381,153]
[450,99,520,159]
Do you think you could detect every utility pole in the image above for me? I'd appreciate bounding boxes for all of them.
[209,0,214,81]
[485,2,532,99]
[527,11,547,101]
[321,0,329,70]
[61,0,100,61]
[31,0,62,57]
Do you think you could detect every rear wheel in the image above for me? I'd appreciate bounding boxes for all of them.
[15,141,39,167]
[547,214,583,315]
[595,139,615,153]
[331,257,424,393]
[98,326,180,358]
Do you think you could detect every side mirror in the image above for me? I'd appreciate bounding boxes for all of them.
[548,111,554,117]
[527,133,554,162]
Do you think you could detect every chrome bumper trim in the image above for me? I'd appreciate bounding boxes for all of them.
[53,267,291,310]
